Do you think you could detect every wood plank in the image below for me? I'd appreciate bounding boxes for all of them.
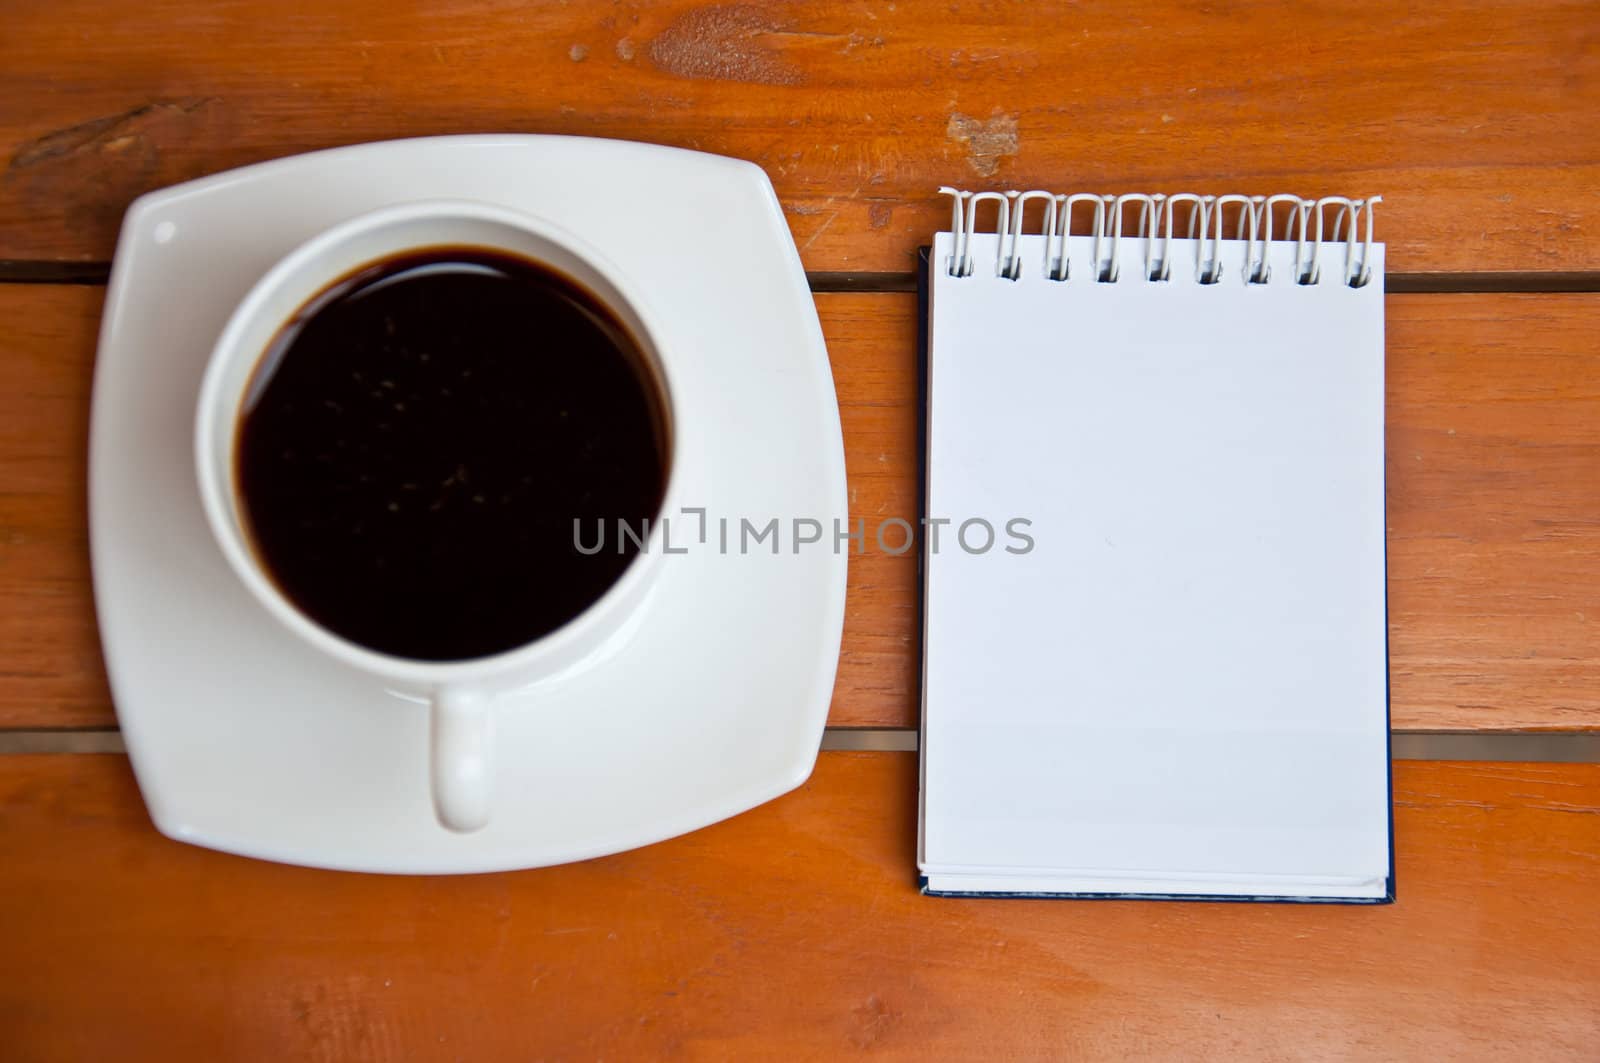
[0,0,1596,273]
[2,288,1596,729]
[0,753,1594,1058]
[826,294,920,727]
[1388,294,1600,729]
[0,285,109,726]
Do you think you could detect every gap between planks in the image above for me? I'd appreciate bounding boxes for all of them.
[3,261,1600,293]
[2,728,1599,762]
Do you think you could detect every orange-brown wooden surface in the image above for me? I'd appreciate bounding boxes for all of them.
[0,285,107,727]
[1387,294,1600,729]
[2,287,1597,730]
[1,753,1596,1059]
[1,0,1597,273]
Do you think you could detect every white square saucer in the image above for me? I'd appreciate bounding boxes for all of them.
[90,136,848,873]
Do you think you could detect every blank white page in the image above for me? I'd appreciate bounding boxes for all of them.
[920,230,1390,899]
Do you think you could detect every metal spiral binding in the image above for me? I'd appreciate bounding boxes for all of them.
[938,188,1381,288]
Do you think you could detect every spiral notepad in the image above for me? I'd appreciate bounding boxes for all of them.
[918,190,1393,902]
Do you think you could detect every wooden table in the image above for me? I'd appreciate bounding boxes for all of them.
[2,2,1597,1057]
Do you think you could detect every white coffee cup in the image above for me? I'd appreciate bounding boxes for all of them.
[194,200,677,834]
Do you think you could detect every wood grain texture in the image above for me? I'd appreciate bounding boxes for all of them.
[0,0,1596,272]
[1388,294,1600,729]
[2,287,1597,729]
[0,753,1595,1059]
[825,294,920,727]
[0,285,109,726]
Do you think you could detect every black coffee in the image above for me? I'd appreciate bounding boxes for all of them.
[236,247,667,661]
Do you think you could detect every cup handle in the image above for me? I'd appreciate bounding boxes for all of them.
[430,687,493,833]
